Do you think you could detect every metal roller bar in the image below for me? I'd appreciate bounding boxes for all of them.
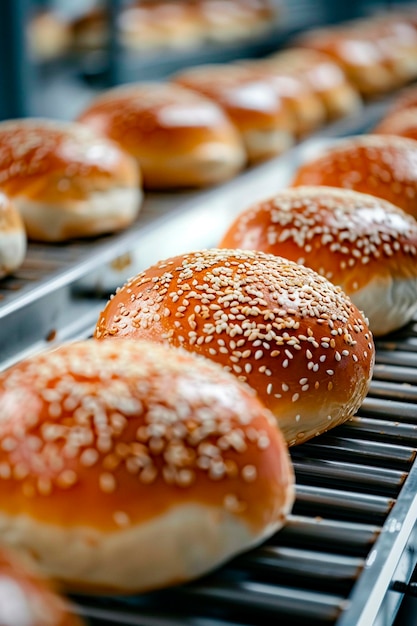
[293,484,394,524]
[291,437,416,470]
[368,379,417,402]
[359,398,417,423]
[292,458,406,496]
[376,338,417,353]
[372,364,417,385]
[336,461,417,626]
[173,581,348,624]
[74,603,237,626]
[276,516,380,557]
[230,546,364,593]
[336,417,417,447]
[376,350,417,369]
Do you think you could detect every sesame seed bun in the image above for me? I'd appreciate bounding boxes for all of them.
[0,339,294,593]
[291,134,417,220]
[0,546,82,626]
[95,249,374,446]
[77,82,246,190]
[0,191,26,279]
[219,186,417,336]
[0,119,141,242]
[373,106,417,141]
[172,64,295,163]
[389,84,417,114]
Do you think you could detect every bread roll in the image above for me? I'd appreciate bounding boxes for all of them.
[373,106,417,140]
[70,8,107,52]
[119,1,204,51]
[236,59,326,137]
[172,64,294,163]
[95,249,374,446]
[296,25,397,96]
[0,546,82,626]
[78,82,246,189]
[360,14,417,86]
[265,48,362,121]
[292,135,417,220]
[0,192,26,280]
[0,119,141,242]
[219,186,417,336]
[389,83,417,114]
[0,339,294,593]
[195,0,273,42]
[28,10,71,61]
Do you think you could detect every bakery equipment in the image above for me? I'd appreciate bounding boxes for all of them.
[1,93,417,625]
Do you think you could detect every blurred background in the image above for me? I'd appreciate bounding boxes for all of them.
[2,0,416,123]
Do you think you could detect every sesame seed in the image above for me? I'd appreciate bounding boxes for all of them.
[56,470,78,489]
[223,493,247,514]
[113,511,131,527]
[242,465,257,482]
[99,473,116,493]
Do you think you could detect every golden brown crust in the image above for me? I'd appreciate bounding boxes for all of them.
[218,186,417,335]
[236,59,326,137]
[292,135,417,219]
[219,186,417,286]
[265,48,362,120]
[0,119,138,202]
[296,26,397,96]
[78,82,246,188]
[95,249,374,446]
[0,119,141,241]
[373,106,417,141]
[0,546,82,626]
[172,64,294,162]
[0,339,293,549]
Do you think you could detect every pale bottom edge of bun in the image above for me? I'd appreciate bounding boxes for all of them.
[279,402,360,447]
[0,230,27,278]
[14,187,143,242]
[348,65,397,96]
[350,274,417,337]
[243,128,294,163]
[0,503,289,594]
[320,86,362,120]
[140,143,246,189]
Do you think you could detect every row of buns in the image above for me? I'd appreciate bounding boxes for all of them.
[5,36,417,613]
[0,22,365,278]
[30,0,277,61]
[0,237,376,595]
[0,32,366,273]
[6,7,417,254]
